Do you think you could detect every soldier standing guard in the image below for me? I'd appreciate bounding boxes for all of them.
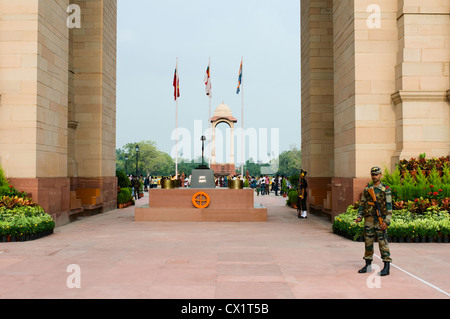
[355,167,392,276]
[297,169,308,219]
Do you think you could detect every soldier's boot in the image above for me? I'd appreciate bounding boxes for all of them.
[358,260,372,273]
[378,262,390,276]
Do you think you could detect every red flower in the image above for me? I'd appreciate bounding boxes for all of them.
[414,198,419,202]
[430,185,434,188]
[433,192,438,196]
[439,189,443,192]
[9,185,13,188]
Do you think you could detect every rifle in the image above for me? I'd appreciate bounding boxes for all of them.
[367,187,384,226]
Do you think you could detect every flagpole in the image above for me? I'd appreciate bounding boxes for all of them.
[208,57,212,168]
[241,57,244,180]
[175,57,178,178]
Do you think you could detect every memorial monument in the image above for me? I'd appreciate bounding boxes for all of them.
[135,132,267,222]
[190,136,215,189]
[1,1,448,224]
[210,103,238,177]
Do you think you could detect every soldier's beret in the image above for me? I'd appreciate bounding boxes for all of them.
[371,167,382,175]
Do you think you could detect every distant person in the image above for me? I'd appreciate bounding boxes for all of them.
[297,169,308,219]
[131,175,140,200]
[273,175,280,196]
[144,176,149,192]
[260,175,266,195]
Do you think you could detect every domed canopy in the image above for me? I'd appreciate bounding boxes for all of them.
[210,102,238,124]
[213,103,233,118]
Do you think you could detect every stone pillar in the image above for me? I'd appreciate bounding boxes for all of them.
[301,0,335,211]
[0,0,117,225]
[211,123,216,164]
[331,0,399,215]
[69,0,117,212]
[0,0,71,225]
[229,123,235,165]
[392,0,450,162]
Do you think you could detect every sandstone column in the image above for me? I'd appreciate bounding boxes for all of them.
[0,0,71,225]
[69,0,117,212]
[392,0,450,161]
[301,0,335,210]
[331,0,398,214]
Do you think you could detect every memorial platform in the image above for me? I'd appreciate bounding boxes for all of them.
[135,188,267,222]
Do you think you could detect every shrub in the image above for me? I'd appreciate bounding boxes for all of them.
[0,201,55,239]
[0,185,29,198]
[286,188,298,206]
[117,191,125,204]
[333,205,450,242]
[383,166,450,212]
[116,170,131,188]
[0,165,8,187]
[117,187,132,204]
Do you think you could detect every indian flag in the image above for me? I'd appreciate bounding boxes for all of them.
[204,62,211,97]
[173,66,180,101]
[236,59,243,94]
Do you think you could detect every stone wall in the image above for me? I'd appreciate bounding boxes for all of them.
[301,0,450,216]
[0,0,117,225]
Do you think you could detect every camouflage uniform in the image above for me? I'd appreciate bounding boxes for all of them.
[357,181,393,263]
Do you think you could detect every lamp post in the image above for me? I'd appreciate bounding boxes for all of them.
[135,144,140,176]
[124,154,128,175]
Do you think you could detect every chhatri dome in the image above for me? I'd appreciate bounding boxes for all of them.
[213,102,233,118]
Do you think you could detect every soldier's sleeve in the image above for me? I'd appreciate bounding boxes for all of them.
[357,189,367,219]
[385,187,393,225]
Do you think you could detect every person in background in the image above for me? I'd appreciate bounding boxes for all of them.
[297,169,308,219]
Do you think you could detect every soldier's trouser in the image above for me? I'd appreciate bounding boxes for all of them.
[298,195,307,212]
[363,216,392,263]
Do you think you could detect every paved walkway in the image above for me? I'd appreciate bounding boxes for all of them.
[0,191,449,299]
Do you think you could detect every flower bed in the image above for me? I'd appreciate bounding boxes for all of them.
[384,164,450,212]
[332,205,450,243]
[0,196,55,242]
[0,165,55,242]
[334,156,450,243]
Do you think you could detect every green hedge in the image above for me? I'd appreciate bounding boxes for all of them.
[333,205,450,243]
[117,187,133,204]
[286,188,298,206]
[382,166,450,212]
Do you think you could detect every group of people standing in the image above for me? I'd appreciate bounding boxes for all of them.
[254,175,289,196]
[129,175,159,200]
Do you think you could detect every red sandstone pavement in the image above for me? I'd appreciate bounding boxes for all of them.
[0,191,449,300]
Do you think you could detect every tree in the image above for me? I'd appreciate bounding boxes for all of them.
[277,146,302,177]
[178,157,204,177]
[116,140,175,177]
[244,158,261,177]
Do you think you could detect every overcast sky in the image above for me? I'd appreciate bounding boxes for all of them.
[116,0,301,164]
